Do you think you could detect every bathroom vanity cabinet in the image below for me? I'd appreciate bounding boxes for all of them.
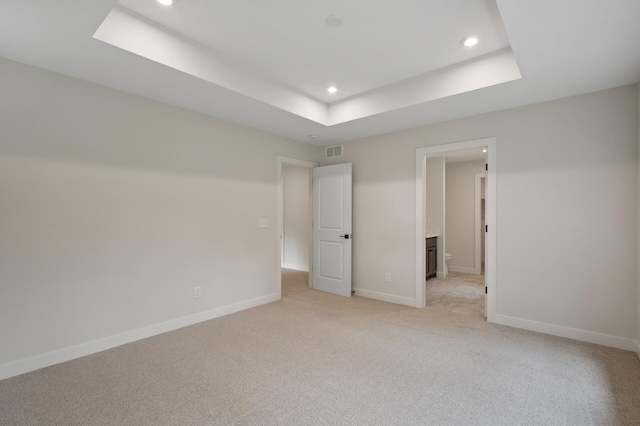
[426,237,437,280]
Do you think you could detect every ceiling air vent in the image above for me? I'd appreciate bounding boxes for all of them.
[326,145,343,159]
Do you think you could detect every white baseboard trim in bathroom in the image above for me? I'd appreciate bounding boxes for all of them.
[636,340,640,361]
[494,314,638,352]
[436,271,446,279]
[282,263,309,272]
[353,288,415,307]
[448,266,476,274]
[0,293,279,381]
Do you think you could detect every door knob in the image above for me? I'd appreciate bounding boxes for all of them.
[339,234,352,239]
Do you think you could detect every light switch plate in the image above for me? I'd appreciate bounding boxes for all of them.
[258,218,269,228]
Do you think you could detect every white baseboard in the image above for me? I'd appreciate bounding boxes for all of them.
[636,340,640,361]
[448,266,476,274]
[436,271,446,279]
[282,263,309,272]
[494,314,638,352]
[353,288,415,307]
[0,293,279,381]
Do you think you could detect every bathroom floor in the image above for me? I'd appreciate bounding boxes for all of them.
[425,271,485,318]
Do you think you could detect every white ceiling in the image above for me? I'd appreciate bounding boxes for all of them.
[1,0,639,146]
[116,0,511,103]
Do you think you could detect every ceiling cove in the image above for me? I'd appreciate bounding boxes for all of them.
[93,1,521,127]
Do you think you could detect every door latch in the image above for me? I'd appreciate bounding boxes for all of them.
[339,234,352,240]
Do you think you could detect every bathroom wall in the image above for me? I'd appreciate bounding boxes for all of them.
[445,159,486,273]
[425,157,445,276]
[282,164,311,271]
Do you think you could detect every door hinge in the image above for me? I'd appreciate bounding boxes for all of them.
[485,225,488,232]
[485,286,487,294]
[485,163,488,171]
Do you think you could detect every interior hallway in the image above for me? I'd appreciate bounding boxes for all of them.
[426,271,486,318]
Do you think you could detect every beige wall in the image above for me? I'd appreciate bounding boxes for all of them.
[0,58,319,370]
[321,84,639,343]
[1,56,638,373]
[282,164,311,271]
[445,160,485,272]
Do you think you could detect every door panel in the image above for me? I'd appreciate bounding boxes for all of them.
[319,175,344,228]
[319,241,343,279]
[313,163,352,297]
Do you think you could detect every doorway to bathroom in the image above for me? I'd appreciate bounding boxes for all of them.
[415,138,496,322]
[428,155,487,318]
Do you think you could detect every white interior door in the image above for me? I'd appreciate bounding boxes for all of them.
[312,163,352,297]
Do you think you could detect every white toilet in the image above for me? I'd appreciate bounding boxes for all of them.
[444,253,452,274]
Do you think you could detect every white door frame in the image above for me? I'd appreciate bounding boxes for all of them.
[474,172,486,275]
[277,156,317,299]
[415,138,497,322]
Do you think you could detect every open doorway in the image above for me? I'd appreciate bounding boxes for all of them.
[281,164,311,272]
[277,156,316,299]
[426,155,486,318]
[415,138,496,322]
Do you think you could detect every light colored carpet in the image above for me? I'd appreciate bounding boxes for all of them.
[426,272,486,318]
[1,268,639,425]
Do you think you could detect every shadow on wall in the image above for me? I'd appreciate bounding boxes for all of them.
[0,58,317,182]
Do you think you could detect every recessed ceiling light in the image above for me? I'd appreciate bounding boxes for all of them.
[325,15,343,28]
[157,0,174,6]
[327,86,338,94]
[308,134,320,139]
[461,36,479,47]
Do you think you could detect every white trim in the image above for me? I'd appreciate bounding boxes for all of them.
[474,172,486,275]
[0,293,279,381]
[354,288,415,307]
[280,176,285,268]
[416,138,496,321]
[436,271,447,279]
[277,156,317,297]
[636,340,640,360]
[416,154,425,308]
[494,314,638,352]
[486,143,496,322]
[282,263,309,272]
[448,266,476,274]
